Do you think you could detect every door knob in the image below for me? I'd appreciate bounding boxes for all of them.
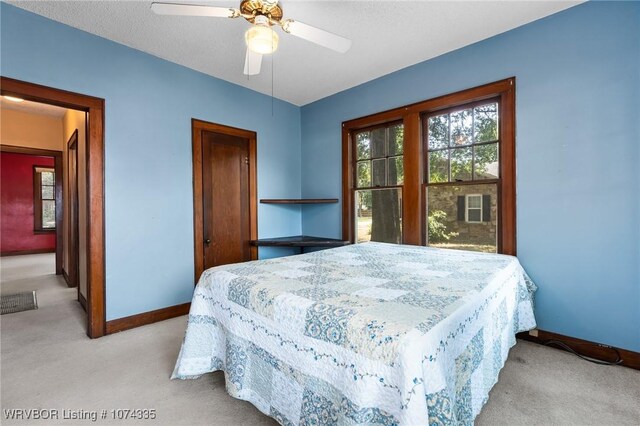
[205,239,211,245]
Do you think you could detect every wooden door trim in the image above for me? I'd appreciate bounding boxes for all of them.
[67,129,79,289]
[1,76,106,338]
[0,145,63,273]
[191,119,258,284]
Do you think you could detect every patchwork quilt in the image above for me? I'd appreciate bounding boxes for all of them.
[172,242,537,425]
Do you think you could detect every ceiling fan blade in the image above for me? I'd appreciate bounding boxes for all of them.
[244,49,262,76]
[151,2,237,18]
[282,20,351,53]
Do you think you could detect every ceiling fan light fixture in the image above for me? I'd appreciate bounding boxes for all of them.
[152,0,352,75]
[245,21,279,54]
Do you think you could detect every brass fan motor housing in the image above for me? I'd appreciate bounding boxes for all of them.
[240,0,283,24]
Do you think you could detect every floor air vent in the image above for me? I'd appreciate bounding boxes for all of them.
[1,291,38,315]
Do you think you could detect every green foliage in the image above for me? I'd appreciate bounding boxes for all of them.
[428,210,458,243]
[390,125,404,155]
[427,114,449,149]
[428,151,448,183]
[474,143,498,178]
[450,147,472,181]
[356,132,370,159]
[358,189,371,210]
[427,102,499,182]
[474,104,498,142]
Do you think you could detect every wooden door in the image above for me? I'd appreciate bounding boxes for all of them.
[202,131,251,268]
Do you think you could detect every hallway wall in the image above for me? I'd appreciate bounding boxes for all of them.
[62,110,88,298]
[1,109,63,151]
[0,152,56,254]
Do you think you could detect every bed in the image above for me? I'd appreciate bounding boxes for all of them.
[172,242,536,425]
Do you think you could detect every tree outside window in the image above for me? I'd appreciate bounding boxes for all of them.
[354,123,404,243]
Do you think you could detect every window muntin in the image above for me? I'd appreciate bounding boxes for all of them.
[34,167,55,231]
[354,123,404,244]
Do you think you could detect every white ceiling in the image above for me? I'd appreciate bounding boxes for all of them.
[7,1,582,106]
[1,97,69,118]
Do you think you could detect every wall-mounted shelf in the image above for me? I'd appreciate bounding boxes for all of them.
[258,197,344,253]
[251,235,349,250]
[260,198,338,204]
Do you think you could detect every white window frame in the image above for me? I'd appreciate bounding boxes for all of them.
[465,194,483,223]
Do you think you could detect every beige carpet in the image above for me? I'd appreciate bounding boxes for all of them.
[1,254,638,425]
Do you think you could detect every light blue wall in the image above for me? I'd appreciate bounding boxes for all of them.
[301,1,640,351]
[1,3,302,320]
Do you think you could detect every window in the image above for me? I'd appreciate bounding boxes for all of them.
[465,194,483,223]
[343,78,516,255]
[34,166,55,231]
[424,99,500,253]
[353,122,404,243]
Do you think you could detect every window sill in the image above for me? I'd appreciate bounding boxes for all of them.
[34,229,56,234]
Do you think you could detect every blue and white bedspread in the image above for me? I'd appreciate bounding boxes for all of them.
[173,242,536,425]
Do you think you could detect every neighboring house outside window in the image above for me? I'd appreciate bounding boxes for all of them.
[465,194,483,223]
[34,166,55,231]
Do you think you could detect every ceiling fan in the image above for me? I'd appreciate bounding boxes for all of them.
[151,1,352,76]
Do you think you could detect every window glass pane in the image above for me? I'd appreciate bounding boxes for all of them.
[450,147,472,181]
[355,190,372,243]
[474,143,499,180]
[428,150,449,183]
[41,171,54,185]
[474,102,498,143]
[450,108,473,146]
[357,161,371,188]
[467,209,481,222]
[388,156,404,186]
[371,128,386,158]
[355,188,402,244]
[426,184,497,253]
[372,159,386,187]
[356,132,370,160]
[467,195,481,209]
[42,200,56,229]
[387,124,404,156]
[428,114,449,150]
[42,185,54,200]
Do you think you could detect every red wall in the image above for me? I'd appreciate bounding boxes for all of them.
[1,152,56,253]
